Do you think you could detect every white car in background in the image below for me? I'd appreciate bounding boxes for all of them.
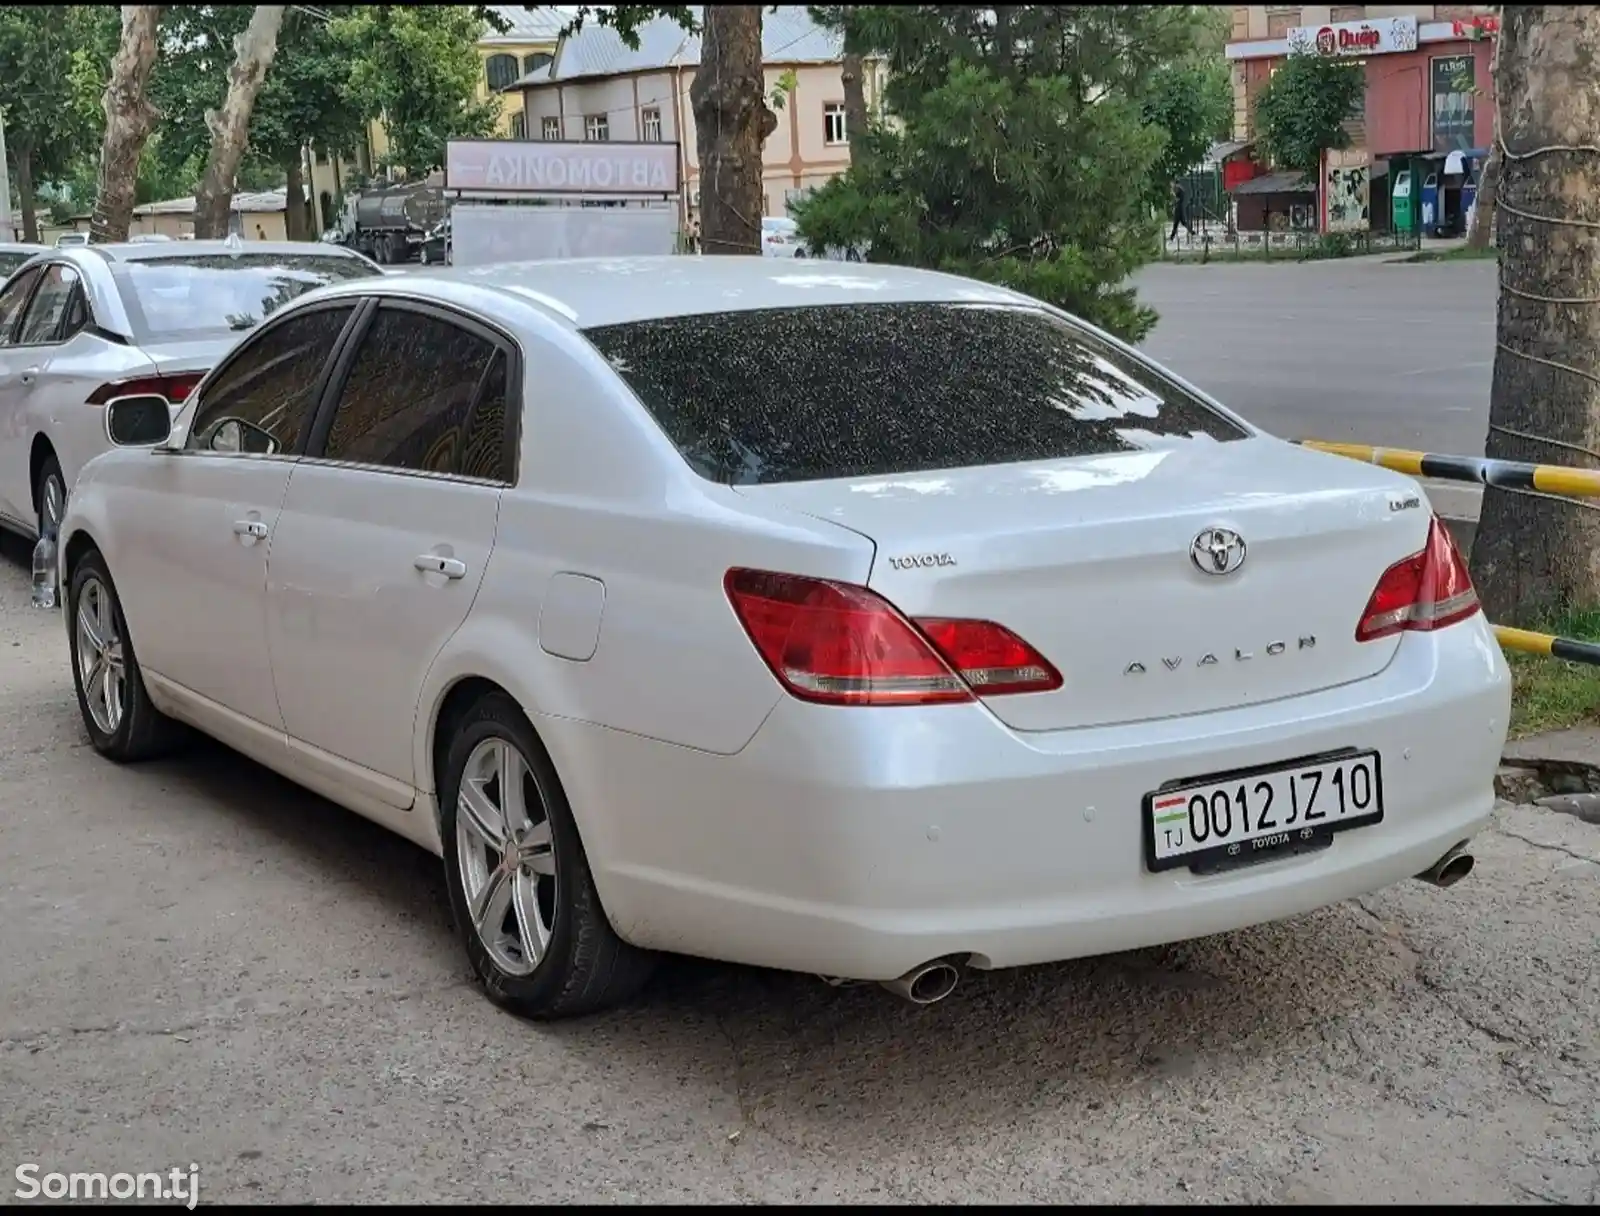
[52,257,1510,1020]
[0,240,380,541]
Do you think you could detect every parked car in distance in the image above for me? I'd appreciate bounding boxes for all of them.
[416,220,449,267]
[0,240,381,542]
[760,216,803,258]
[54,233,89,248]
[0,243,48,279]
[127,233,174,244]
[53,256,1511,1021]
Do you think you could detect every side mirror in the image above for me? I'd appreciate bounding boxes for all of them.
[208,417,280,456]
[104,394,173,447]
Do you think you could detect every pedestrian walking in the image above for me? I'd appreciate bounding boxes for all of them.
[1169,181,1194,241]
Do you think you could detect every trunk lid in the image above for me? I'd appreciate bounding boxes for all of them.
[732,437,1435,732]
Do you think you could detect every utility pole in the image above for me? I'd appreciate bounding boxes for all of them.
[0,108,12,242]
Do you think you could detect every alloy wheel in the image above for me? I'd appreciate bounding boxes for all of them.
[41,473,64,538]
[75,576,126,735]
[455,737,558,976]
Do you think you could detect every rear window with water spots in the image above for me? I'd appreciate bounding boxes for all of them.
[582,302,1249,486]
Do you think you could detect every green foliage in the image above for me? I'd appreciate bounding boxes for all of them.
[334,5,500,175]
[1252,54,1366,180]
[1142,60,1233,192]
[0,7,109,188]
[793,6,1215,342]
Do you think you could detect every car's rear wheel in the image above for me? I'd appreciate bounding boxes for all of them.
[67,551,183,762]
[35,453,64,541]
[439,691,656,1019]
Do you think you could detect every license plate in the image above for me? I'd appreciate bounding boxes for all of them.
[1143,750,1384,873]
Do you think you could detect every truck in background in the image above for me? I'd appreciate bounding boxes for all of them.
[329,182,447,264]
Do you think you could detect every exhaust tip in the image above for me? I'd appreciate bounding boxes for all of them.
[880,959,962,1005]
[1416,846,1474,888]
[1434,852,1474,887]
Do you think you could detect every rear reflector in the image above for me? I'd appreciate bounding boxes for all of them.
[723,568,1062,706]
[86,372,207,407]
[1355,517,1481,643]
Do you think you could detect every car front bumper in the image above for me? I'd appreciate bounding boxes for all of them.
[543,619,1512,981]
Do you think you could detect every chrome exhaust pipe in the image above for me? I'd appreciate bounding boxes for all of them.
[880,958,962,1005]
[1415,845,1474,888]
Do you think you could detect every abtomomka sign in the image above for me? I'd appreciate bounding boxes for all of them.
[445,140,682,197]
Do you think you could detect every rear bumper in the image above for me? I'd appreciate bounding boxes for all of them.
[543,619,1511,981]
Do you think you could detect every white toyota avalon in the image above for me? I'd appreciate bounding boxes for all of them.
[49,256,1512,1019]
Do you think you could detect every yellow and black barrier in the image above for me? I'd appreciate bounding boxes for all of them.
[1295,440,1600,500]
[1298,440,1600,668]
[1493,626,1600,667]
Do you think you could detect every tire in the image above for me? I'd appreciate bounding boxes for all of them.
[66,550,184,763]
[439,691,656,1019]
[35,453,64,541]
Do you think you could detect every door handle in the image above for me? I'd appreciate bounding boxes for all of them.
[233,519,269,539]
[415,554,467,580]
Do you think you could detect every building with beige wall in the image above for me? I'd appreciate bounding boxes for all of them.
[510,6,885,224]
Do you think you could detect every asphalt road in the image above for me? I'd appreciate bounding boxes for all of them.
[1134,257,1497,458]
[2,532,1598,1204]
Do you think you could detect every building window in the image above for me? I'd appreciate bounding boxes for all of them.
[641,107,663,142]
[510,112,526,140]
[542,115,561,141]
[485,53,519,91]
[522,51,553,76]
[585,113,610,142]
[823,102,847,146]
[1330,5,1364,21]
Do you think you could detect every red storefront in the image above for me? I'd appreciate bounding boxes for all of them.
[1226,12,1499,232]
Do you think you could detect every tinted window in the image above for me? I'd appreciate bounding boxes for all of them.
[0,268,41,346]
[113,253,377,343]
[321,306,503,478]
[16,264,80,345]
[189,305,356,456]
[583,303,1249,485]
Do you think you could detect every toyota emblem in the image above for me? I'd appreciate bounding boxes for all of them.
[1191,528,1247,576]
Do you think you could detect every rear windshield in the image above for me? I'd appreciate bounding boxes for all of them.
[112,253,378,342]
[582,302,1249,486]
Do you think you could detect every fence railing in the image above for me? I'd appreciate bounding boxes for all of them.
[1298,439,1600,667]
[1164,227,1421,261]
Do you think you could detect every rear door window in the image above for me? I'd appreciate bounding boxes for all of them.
[581,302,1248,485]
[317,304,510,481]
[15,264,80,346]
[0,267,42,347]
[189,304,357,456]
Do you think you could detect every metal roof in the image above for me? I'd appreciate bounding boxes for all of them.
[133,187,310,216]
[1233,171,1313,196]
[481,5,569,46]
[512,5,843,89]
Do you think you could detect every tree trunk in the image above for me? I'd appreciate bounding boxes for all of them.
[688,6,774,256]
[1466,24,1502,251]
[840,50,869,148]
[89,6,162,245]
[1469,7,1600,622]
[1467,141,1498,249]
[193,5,287,240]
[13,143,37,245]
[282,150,305,240]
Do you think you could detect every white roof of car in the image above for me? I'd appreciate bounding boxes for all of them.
[339,257,1029,330]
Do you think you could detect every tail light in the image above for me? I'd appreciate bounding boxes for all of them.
[86,372,207,407]
[723,568,1063,707]
[1355,518,1481,642]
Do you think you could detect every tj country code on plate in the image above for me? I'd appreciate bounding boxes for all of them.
[1144,750,1384,872]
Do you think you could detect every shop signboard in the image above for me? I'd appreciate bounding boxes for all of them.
[1288,15,1418,58]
